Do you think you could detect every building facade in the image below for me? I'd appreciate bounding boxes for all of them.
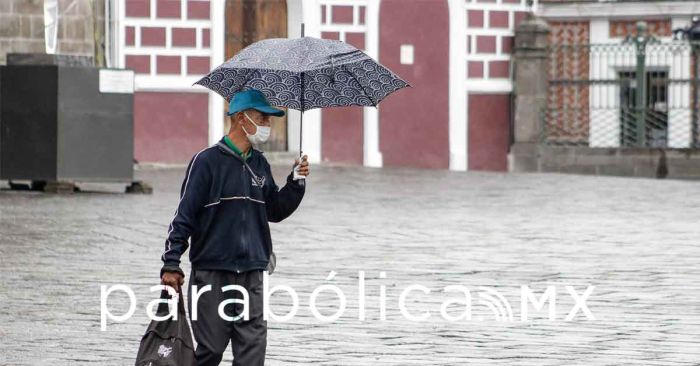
[106,0,540,169]
[0,0,540,170]
[538,0,700,150]
[506,0,700,179]
[0,0,98,65]
[109,0,221,163]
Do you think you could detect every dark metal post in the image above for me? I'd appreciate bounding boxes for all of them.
[693,45,699,147]
[299,23,305,157]
[633,21,649,147]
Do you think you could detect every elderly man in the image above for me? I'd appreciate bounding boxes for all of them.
[160,89,309,365]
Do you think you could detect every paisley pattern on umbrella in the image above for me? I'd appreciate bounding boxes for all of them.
[195,37,410,112]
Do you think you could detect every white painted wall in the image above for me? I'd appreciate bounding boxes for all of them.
[208,0,225,146]
[364,0,383,168]
[286,0,322,163]
[588,17,694,148]
[286,0,303,156]
[588,19,620,147]
[111,0,223,146]
[448,0,467,171]
[463,0,535,170]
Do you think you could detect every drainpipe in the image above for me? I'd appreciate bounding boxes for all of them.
[632,21,649,147]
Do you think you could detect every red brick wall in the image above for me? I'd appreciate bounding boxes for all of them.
[126,0,150,17]
[123,0,213,164]
[123,0,212,77]
[609,19,671,38]
[546,21,590,143]
[468,94,510,171]
[322,107,364,165]
[134,92,209,163]
[379,0,450,169]
[466,6,527,81]
[320,5,366,165]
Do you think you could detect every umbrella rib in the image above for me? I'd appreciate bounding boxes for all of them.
[234,68,256,101]
[341,64,377,107]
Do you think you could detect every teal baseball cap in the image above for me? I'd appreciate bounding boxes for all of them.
[227,89,285,117]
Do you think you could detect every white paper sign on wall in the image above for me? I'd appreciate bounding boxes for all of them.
[400,45,414,65]
[99,69,135,94]
[43,0,58,54]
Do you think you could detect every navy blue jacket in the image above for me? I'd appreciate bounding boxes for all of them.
[160,138,305,275]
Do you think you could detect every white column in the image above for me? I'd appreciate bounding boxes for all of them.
[588,19,620,147]
[669,17,693,148]
[363,0,382,167]
[296,0,322,163]
[208,0,226,145]
[115,0,125,68]
[286,0,303,154]
[448,0,467,171]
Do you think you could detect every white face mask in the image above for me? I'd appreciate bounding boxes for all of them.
[242,112,271,145]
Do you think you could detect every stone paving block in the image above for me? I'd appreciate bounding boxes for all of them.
[560,164,597,175]
[597,163,636,177]
[1,165,700,365]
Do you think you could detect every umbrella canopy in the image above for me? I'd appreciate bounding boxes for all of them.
[195,37,410,112]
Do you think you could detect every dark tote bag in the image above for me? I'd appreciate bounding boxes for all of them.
[135,289,196,366]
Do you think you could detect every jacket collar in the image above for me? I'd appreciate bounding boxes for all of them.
[216,138,242,161]
[216,138,264,181]
[216,137,262,160]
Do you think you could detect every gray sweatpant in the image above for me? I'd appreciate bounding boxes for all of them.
[187,269,266,366]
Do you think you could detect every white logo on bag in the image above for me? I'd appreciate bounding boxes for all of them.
[158,344,172,358]
[251,175,265,188]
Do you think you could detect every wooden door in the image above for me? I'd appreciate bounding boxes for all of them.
[225,0,288,151]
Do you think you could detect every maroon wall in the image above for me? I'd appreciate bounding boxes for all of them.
[134,92,209,164]
[379,0,450,169]
[468,94,510,171]
[320,31,364,165]
[322,107,364,165]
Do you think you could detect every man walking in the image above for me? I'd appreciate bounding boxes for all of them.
[160,89,309,365]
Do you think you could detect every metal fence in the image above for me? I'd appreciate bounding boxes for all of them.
[542,39,700,148]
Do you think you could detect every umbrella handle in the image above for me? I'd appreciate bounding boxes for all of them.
[293,164,305,182]
[299,108,303,157]
[293,109,305,184]
[295,22,306,187]
[292,156,306,186]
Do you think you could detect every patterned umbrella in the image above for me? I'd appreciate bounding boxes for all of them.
[194,36,410,112]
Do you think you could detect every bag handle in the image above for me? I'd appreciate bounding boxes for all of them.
[155,287,187,318]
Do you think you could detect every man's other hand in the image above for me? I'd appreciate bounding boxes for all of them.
[161,271,184,291]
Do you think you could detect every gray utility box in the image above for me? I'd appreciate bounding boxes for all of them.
[0,53,134,183]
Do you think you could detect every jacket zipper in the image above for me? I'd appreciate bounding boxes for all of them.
[240,163,249,272]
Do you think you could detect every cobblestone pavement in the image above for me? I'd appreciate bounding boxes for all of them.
[1,164,700,365]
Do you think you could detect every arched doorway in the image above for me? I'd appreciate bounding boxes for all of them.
[225,0,288,151]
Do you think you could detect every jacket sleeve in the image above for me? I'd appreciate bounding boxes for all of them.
[264,162,305,223]
[160,151,211,276]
